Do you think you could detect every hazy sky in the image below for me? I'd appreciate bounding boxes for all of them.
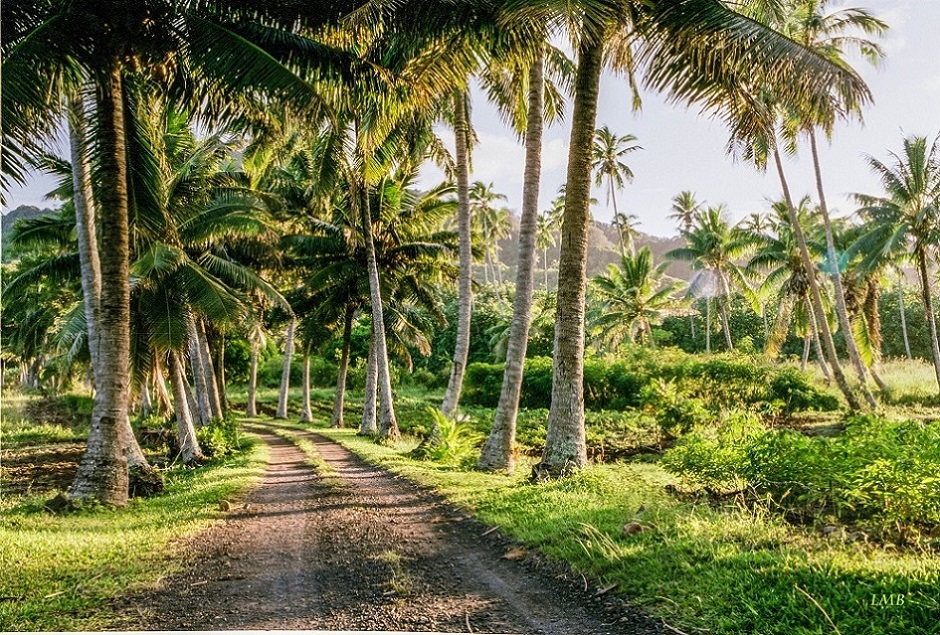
[5,2,937,238]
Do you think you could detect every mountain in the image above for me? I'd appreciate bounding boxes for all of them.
[2,205,58,262]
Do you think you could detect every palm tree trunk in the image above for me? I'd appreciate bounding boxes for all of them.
[897,271,912,360]
[246,339,259,417]
[214,334,228,413]
[537,38,603,479]
[772,144,861,410]
[809,130,876,406]
[443,90,473,417]
[353,171,399,441]
[916,249,940,391]
[196,320,223,419]
[153,356,172,415]
[188,324,212,426]
[479,53,544,473]
[276,319,296,419]
[140,379,153,416]
[801,335,811,371]
[359,330,379,436]
[543,247,549,290]
[331,306,354,428]
[806,298,833,383]
[719,274,734,350]
[300,352,313,423]
[169,351,204,464]
[705,298,712,354]
[863,278,890,393]
[689,314,696,342]
[69,63,130,506]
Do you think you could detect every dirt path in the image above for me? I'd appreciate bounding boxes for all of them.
[119,426,664,634]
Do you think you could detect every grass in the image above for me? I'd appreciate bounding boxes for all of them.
[303,421,940,635]
[0,399,268,631]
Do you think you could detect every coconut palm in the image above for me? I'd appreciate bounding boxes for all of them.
[592,126,641,253]
[589,247,687,346]
[519,0,869,478]
[853,135,940,393]
[668,191,702,233]
[469,182,510,285]
[667,206,753,353]
[3,0,350,505]
[536,213,557,290]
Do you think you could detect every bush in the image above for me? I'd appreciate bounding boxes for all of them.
[463,350,839,415]
[663,413,940,535]
[196,417,242,459]
[411,408,483,468]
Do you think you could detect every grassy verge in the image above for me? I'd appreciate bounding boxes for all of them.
[313,425,940,635]
[0,437,267,631]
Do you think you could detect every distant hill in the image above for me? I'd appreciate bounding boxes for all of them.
[2,205,58,262]
[490,215,691,288]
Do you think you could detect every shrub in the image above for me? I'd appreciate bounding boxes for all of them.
[411,408,483,468]
[196,417,242,459]
[663,414,940,535]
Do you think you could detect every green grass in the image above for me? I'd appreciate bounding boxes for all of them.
[309,423,940,635]
[0,426,267,631]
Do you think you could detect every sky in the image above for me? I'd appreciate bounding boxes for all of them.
[4,2,938,238]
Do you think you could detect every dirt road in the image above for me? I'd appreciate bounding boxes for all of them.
[120,426,663,634]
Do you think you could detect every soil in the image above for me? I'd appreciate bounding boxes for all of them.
[115,426,666,634]
[0,444,84,497]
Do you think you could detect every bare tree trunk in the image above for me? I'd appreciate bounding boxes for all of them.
[359,329,379,436]
[917,249,940,392]
[69,63,130,506]
[300,352,313,423]
[331,306,354,428]
[188,325,212,426]
[772,144,861,410]
[442,89,474,417]
[352,171,399,441]
[537,39,603,478]
[169,352,204,464]
[196,320,223,419]
[246,340,259,417]
[898,271,913,360]
[276,319,296,419]
[809,130,876,408]
[480,53,544,473]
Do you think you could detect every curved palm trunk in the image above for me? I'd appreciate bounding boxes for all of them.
[442,90,474,417]
[863,279,890,393]
[196,320,223,419]
[300,352,313,423]
[153,356,172,415]
[69,64,130,506]
[331,306,354,428]
[806,297,833,383]
[214,335,228,413]
[359,331,378,436]
[898,272,913,360]
[537,39,603,479]
[246,339,259,417]
[479,54,545,473]
[772,145,861,410]
[140,380,153,416]
[169,351,204,464]
[809,131,876,407]
[801,335,811,371]
[275,319,296,419]
[354,175,399,441]
[916,249,940,392]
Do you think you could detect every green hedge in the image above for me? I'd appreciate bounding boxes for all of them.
[462,350,839,414]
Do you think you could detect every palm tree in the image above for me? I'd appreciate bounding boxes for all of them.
[669,191,702,233]
[536,212,557,290]
[3,0,348,505]
[611,211,642,256]
[854,135,940,392]
[667,206,752,353]
[589,247,687,346]
[786,0,888,397]
[528,0,867,478]
[468,182,510,285]
[592,126,641,254]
